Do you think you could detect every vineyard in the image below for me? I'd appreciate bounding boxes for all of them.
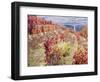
[28,15,88,66]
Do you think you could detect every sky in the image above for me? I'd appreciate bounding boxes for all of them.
[38,15,88,26]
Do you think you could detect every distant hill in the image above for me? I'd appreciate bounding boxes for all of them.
[28,16,66,34]
[28,16,87,34]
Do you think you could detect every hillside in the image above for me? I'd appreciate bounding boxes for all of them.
[28,16,88,66]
